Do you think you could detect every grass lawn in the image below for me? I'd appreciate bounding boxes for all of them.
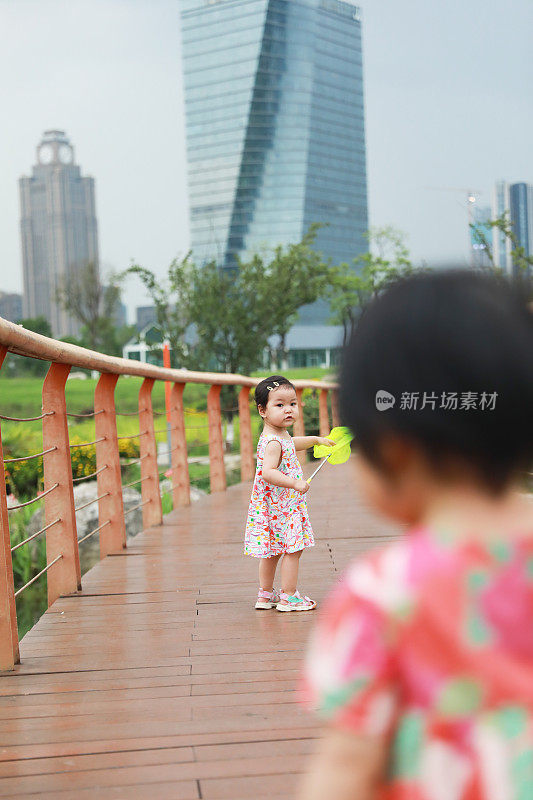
[0,367,335,418]
[0,374,209,418]
[252,366,336,381]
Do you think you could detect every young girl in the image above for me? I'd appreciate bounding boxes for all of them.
[300,271,533,799]
[244,375,334,612]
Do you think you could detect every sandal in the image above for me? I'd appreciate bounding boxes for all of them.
[276,590,316,612]
[255,588,281,610]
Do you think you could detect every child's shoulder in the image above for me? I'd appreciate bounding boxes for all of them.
[338,528,452,613]
[259,431,291,448]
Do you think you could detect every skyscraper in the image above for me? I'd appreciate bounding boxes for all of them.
[492,180,533,276]
[0,293,22,323]
[20,130,99,337]
[180,0,368,322]
[470,204,493,269]
[493,181,510,272]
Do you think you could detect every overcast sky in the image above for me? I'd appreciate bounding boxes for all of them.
[0,0,531,318]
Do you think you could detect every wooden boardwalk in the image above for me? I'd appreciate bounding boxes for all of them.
[0,462,399,799]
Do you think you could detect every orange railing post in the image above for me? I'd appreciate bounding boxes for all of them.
[0,317,340,667]
[238,386,254,482]
[331,389,340,428]
[294,387,307,465]
[207,385,226,492]
[319,389,330,437]
[95,373,126,557]
[170,382,190,507]
[139,378,163,529]
[42,363,81,605]
[0,346,19,669]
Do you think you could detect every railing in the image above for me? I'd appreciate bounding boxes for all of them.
[0,316,338,670]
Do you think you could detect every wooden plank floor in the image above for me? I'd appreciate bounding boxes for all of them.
[0,462,400,799]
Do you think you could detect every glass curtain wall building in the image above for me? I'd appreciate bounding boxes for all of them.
[180,0,368,322]
[492,180,533,277]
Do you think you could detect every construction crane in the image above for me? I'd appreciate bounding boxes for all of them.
[425,186,483,223]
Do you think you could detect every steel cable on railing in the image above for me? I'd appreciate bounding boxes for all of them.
[4,446,57,464]
[115,408,166,417]
[66,410,103,418]
[74,492,110,513]
[78,519,111,545]
[122,475,151,489]
[11,517,61,553]
[8,482,59,511]
[124,466,170,492]
[14,553,63,598]
[154,446,181,460]
[0,411,54,422]
[72,464,108,483]
[116,431,148,441]
[122,454,150,466]
[124,499,150,516]
[69,437,106,449]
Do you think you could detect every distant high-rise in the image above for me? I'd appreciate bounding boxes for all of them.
[136,305,158,332]
[492,180,533,275]
[493,181,510,272]
[19,131,99,337]
[470,204,493,269]
[180,0,368,322]
[0,292,22,323]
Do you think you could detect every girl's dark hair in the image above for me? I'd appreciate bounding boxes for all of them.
[254,375,296,409]
[340,270,533,493]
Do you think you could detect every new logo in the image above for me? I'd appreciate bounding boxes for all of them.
[375,390,395,411]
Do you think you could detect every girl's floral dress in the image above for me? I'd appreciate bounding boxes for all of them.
[303,526,533,799]
[244,432,314,558]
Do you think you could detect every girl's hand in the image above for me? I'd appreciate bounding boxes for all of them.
[316,437,336,447]
[294,479,310,494]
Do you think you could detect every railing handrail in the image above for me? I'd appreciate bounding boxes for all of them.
[0,316,338,390]
[0,315,340,671]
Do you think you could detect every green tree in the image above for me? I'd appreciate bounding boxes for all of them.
[56,261,135,356]
[6,316,52,376]
[248,223,331,367]
[327,226,415,345]
[470,212,533,293]
[126,255,194,368]
[126,227,330,376]
[18,315,52,338]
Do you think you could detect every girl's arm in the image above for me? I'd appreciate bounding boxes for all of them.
[297,727,386,800]
[262,441,308,493]
[292,435,335,450]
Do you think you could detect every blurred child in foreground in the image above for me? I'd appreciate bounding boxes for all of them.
[300,270,533,799]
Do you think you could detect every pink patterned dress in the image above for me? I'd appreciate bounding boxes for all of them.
[303,526,533,798]
[244,432,314,558]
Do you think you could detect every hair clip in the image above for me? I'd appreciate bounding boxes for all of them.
[266,381,279,391]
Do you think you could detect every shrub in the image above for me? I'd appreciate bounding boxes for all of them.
[9,504,46,588]
[3,426,43,498]
[302,389,320,440]
[118,439,140,459]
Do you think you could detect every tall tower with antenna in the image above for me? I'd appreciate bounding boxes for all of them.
[19,130,99,337]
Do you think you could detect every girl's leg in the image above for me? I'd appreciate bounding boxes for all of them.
[281,550,303,595]
[259,554,281,590]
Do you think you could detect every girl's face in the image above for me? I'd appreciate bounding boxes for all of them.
[259,385,299,430]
